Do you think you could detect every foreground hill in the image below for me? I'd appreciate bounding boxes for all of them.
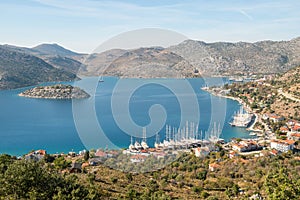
[0,46,77,89]
[0,151,299,199]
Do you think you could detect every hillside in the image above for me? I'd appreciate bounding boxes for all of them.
[43,56,84,74]
[224,65,300,120]
[277,65,300,98]
[0,46,78,90]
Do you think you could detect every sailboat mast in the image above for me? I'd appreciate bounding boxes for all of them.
[143,127,146,142]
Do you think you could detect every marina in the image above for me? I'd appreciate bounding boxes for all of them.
[123,122,225,157]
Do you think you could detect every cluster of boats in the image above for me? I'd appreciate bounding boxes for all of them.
[126,122,224,154]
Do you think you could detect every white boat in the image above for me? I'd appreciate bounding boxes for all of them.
[134,141,142,150]
[141,141,149,149]
[98,76,104,82]
[229,107,253,127]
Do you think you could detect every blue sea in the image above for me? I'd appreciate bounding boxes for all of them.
[0,77,252,156]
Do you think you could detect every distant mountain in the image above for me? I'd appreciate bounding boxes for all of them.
[78,49,127,76]
[43,56,84,74]
[0,46,78,90]
[81,47,195,78]
[32,43,81,57]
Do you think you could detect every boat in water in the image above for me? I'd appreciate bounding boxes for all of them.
[98,76,104,82]
[229,77,244,83]
[229,107,253,128]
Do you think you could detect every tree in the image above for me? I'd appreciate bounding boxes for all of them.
[84,150,90,161]
[264,168,300,199]
[53,156,70,170]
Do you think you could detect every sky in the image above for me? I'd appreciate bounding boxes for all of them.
[0,0,300,53]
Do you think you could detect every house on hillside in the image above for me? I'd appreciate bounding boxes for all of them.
[232,140,262,152]
[209,163,221,172]
[69,162,82,173]
[130,155,147,163]
[228,151,238,159]
[194,147,210,158]
[280,126,289,133]
[288,133,300,141]
[25,150,46,161]
[268,114,284,123]
[291,125,300,133]
[95,149,108,158]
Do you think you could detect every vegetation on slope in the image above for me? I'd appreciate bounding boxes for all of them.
[0,151,299,199]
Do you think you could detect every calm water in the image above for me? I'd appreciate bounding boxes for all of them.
[0,77,251,155]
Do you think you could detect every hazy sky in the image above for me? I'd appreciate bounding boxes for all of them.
[1,0,300,53]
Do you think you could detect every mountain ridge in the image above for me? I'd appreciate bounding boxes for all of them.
[0,37,299,89]
[32,43,82,57]
[80,37,300,77]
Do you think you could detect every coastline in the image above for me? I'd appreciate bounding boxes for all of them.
[201,87,261,133]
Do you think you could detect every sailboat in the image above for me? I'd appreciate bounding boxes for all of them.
[141,127,149,149]
[98,76,104,82]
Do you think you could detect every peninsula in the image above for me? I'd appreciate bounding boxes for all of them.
[19,84,90,99]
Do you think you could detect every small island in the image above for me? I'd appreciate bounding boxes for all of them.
[19,84,90,99]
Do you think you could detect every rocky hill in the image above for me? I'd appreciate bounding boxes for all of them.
[168,37,300,76]
[0,46,78,90]
[19,84,90,99]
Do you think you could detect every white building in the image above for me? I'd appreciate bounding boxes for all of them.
[270,139,295,152]
[194,147,210,157]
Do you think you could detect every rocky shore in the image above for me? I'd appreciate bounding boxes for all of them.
[19,84,90,99]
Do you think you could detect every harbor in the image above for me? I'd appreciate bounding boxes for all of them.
[123,122,225,160]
